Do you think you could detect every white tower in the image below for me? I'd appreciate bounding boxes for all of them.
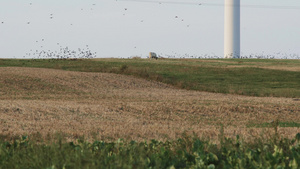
[224,0,240,58]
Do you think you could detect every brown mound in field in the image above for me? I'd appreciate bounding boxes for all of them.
[0,67,299,142]
[0,67,170,100]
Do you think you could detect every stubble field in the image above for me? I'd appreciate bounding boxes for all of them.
[1,65,299,142]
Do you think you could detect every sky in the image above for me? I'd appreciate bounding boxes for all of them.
[0,0,300,59]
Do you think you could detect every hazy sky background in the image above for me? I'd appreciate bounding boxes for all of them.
[0,0,300,58]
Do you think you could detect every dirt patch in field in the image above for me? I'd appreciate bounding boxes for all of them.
[0,67,299,142]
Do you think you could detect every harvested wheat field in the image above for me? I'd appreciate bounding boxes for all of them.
[0,67,299,142]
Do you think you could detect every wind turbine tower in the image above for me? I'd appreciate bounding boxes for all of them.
[224,0,240,58]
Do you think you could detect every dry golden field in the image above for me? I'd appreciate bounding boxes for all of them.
[0,67,299,142]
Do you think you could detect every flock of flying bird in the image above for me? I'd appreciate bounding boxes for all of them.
[1,2,299,59]
[2,2,102,59]
[25,43,96,60]
[1,2,193,59]
[1,2,189,26]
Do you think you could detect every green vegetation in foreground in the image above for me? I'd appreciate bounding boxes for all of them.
[1,58,300,97]
[1,133,300,169]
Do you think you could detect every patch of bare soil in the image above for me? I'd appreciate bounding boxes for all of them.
[0,67,299,142]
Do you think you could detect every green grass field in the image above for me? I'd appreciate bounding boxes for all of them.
[1,58,300,98]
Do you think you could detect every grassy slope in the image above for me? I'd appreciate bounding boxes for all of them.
[0,58,299,98]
